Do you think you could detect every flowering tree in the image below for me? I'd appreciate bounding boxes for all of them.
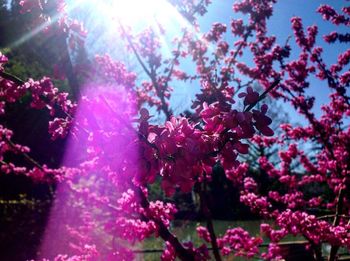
[0,0,350,260]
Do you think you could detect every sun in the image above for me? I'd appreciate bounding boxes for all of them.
[86,0,186,29]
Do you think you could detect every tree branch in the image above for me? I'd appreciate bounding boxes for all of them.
[134,185,195,261]
[198,182,222,261]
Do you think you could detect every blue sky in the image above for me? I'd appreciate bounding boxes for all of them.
[197,1,349,125]
[193,0,349,157]
[69,0,349,125]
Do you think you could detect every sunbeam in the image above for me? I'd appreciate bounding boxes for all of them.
[7,0,84,49]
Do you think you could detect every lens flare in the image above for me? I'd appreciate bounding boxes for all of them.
[37,1,210,258]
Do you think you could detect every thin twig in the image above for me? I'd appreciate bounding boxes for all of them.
[318,214,350,220]
[6,138,44,170]
[118,21,172,119]
[0,71,25,85]
[244,78,280,112]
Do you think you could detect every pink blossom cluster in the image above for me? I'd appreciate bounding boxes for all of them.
[217,227,263,258]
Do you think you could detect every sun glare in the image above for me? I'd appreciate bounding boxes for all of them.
[89,0,187,29]
[77,0,196,60]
